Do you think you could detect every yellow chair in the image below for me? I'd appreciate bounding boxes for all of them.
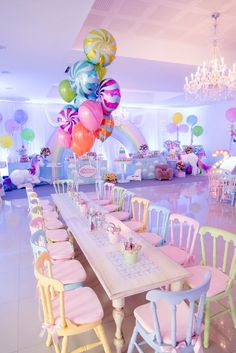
[123,197,149,232]
[186,226,236,348]
[53,179,75,194]
[35,252,111,353]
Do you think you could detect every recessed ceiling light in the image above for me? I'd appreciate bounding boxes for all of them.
[1,70,10,74]
[0,45,6,50]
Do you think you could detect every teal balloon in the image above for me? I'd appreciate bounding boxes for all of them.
[187,115,198,126]
[192,125,203,137]
[21,128,35,142]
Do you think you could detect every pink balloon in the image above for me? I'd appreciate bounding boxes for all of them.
[178,124,189,133]
[57,128,72,148]
[226,107,236,122]
[5,119,21,134]
[166,123,177,133]
[78,100,103,132]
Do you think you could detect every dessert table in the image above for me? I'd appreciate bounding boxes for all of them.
[114,159,132,183]
[51,193,190,353]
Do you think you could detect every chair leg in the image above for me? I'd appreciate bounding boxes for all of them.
[46,333,52,347]
[127,326,139,353]
[96,324,111,353]
[61,336,68,353]
[228,292,236,329]
[53,342,61,353]
[203,301,210,348]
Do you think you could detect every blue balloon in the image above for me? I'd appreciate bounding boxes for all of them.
[64,104,78,111]
[186,115,198,126]
[14,109,28,125]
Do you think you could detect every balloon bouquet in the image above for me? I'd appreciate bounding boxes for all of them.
[57,28,121,157]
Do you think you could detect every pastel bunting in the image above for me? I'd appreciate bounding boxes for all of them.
[98,78,121,115]
[69,60,99,99]
[83,28,117,67]
[57,107,79,135]
[95,114,114,142]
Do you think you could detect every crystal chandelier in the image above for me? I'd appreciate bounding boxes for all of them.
[184,12,236,102]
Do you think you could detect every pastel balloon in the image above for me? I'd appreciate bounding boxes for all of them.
[69,60,99,99]
[57,128,72,148]
[59,80,76,102]
[178,124,189,133]
[95,64,107,81]
[79,100,103,132]
[95,114,114,142]
[225,107,236,122]
[0,134,13,148]
[192,125,204,137]
[72,122,95,157]
[187,115,198,126]
[74,94,88,108]
[5,119,21,134]
[172,112,183,125]
[21,128,35,142]
[98,78,121,115]
[83,28,117,67]
[14,109,28,124]
[166,123,177,133]
[57,107,79,134]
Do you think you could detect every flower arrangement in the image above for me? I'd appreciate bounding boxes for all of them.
[176,161,186,171]
[104,172,118,183]
[139,144,149,153]
[40,147,51,158]
[185,146,193,154]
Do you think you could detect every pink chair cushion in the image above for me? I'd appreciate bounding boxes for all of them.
[52,260,87,284]
[134,299,194,344]
[103,203,118,213]
[53,287,104,325]
[186,265,229,297]
[98,199,111,206]
[48,241,74,261]
[43,210,58,219]
[46,229,69,242]
[42,205,54,212]
[45,219,65,230]
[123,220,144,232]
[112,211,130,221]
[39,199,50,206]
[139,232,161,246]
[160,245,188,265]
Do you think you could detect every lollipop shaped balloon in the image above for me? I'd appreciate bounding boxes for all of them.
[95,114,114,142]
[83,28,117,67]
[57,106,79,135]
[69,60,99,99]
[98,78,121,115]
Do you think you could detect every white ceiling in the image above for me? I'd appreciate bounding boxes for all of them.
[0,0,236,107]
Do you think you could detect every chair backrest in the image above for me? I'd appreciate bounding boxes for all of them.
[103,182,114,201]
[95,179,104,200]
[34,252,67,328]
[53,179,74,194]
[131,197,149,228]
[147,205,170,244]
[29,204,43,219]
[146,272,211,349]
[169,213,199,256]
[199,226,236,290]
[121,190,135,214]
[30,229,47,260]
[29,217,45,234]
[111,186,125,209]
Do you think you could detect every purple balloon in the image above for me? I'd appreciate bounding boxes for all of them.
[178,124,189,133]
[226,108,236,123]
[5,119,21,134]
[14,109,28,125]
[166,123,177,133]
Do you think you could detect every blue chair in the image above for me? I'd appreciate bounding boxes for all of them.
[139,205,170,246]
[30,230,86,291]
[128,272,211,353]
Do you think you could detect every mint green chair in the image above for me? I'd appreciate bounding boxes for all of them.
[186,226,236,348]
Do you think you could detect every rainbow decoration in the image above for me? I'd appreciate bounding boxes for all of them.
[46,122,146,170]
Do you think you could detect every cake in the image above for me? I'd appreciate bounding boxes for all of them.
[118,146,127,160]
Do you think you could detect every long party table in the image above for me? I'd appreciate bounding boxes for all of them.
[52,193,190,353]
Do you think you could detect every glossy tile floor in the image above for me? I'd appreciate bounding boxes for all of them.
[0,177,235,353]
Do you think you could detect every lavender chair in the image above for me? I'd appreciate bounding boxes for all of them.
[128,272,211,353]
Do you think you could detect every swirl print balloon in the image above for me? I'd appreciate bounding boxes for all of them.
[83,28,117,67]
[69,60,99,99]
[96,114,114,142]
[98,78,121,115]
[57,107,79,135]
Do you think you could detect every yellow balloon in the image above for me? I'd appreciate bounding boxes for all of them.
[0,134,13,148]
[172,112,184,125]
[95,64,107,81]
